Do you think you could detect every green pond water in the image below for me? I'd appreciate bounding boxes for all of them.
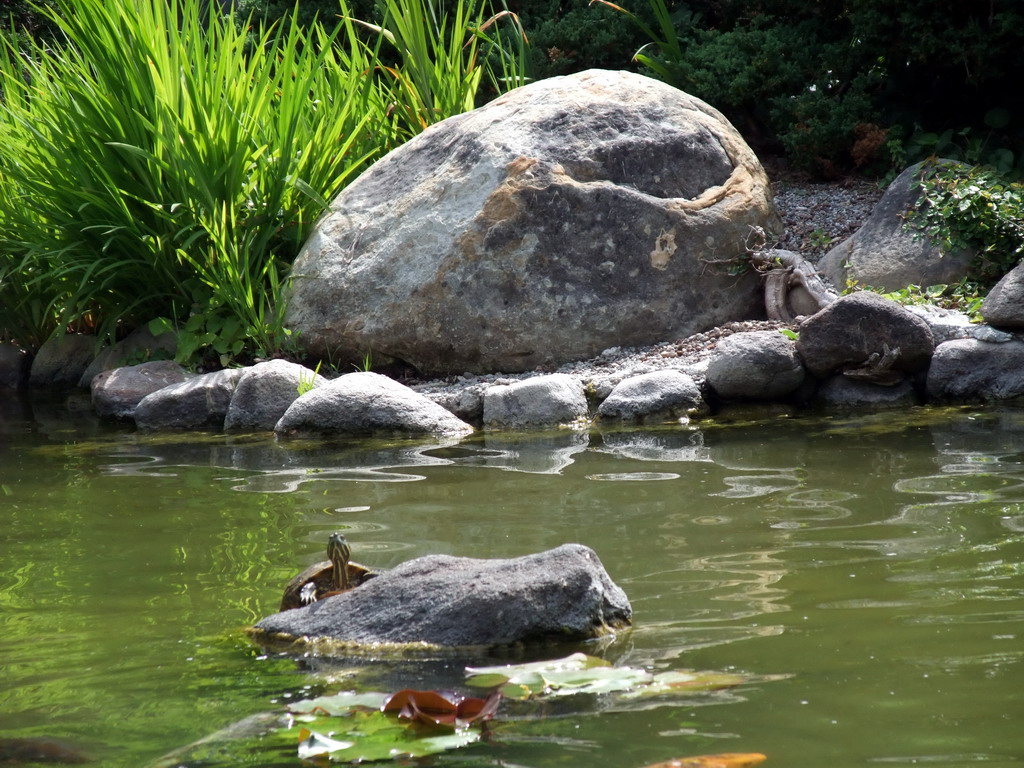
[2,394,1023,767]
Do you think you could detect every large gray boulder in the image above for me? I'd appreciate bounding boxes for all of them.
[275,371,473,438]
[927,339,1024,402]
[981,263,1024,328]
[250,544,631,649]
[818,161,976,292]
[134,368,245,429]
[225,360,325,431]
[597,369,706,422]
[797,292,934,379]
[705,330,805,399]
[28,334,96,388]
[285,69,780,375]
[91,360,191,420]
[482,373,588,428]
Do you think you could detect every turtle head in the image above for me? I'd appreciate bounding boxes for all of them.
[327,532,352,591]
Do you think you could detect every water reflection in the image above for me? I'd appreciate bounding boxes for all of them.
[2,405,1024,768]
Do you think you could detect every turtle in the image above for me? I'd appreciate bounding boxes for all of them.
[279,532,380,611]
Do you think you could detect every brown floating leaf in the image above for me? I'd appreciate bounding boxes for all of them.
[382,689,501,727]
[643,753,767,768]
[454,690,502,724]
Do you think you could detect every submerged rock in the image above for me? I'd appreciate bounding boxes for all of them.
[28,334,96,388]
[815,376,918,409]
[285,69,779,375]
[927,339,1024,402]
[134,368,245,429]
[275,371,473,438]
[250,543,631,649]
[597,369,706,422]
[0,342,30,390]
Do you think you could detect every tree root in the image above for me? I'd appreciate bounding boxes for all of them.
[751,249,839,323]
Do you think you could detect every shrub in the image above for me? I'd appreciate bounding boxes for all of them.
[613,0,1024,176]
[909,162,1024,286]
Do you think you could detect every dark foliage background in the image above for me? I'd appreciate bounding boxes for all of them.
[4,0,1022,176]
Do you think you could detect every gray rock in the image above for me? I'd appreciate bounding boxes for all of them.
[816,376,918,409]
[705,330,805,399]
[424,386,484,424]
[818,161,976,292]
[903,304,1015,345]
[224,360,325,432]
[971,325,1016,343]
[134,368,245,429]
[251,544,631,648]
[77,325,177,388]
[0,343,29,389]
[275,371,473,438]
[927,339,1024,402]
[797,292,934,379]
[597,369,706,422]
[285,69,780,375]
[483,373,588,428]
[981,263,1024,328]
[28,334,96,388]
[91,360,191,420]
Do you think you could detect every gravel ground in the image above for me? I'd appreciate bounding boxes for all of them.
[410,179,885,399]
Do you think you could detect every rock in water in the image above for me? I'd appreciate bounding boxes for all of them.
[250,544,631,649]
[274,371,473,438]
[225,360,325,431]
[285,69,780,375]
[705,330,805,400]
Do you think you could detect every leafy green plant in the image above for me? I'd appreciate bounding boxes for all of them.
[844,277,986,323]
[0,0,527,360]
[350,0,530,139]
[908,162,1024,285]
[297,361,323,396]
[260,654,751,763]
[808,228,834,250]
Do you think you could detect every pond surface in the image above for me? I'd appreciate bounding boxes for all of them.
[2,395,1023,767]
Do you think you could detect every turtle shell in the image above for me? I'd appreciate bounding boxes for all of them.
[279,560,378,612]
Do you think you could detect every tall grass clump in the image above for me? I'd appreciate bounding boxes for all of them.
[0,0,528,365]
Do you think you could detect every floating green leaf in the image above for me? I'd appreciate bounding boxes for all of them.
[291,711,481,762]
[287,690,389,716]
[466,653,747,700]
[621,670,750,698]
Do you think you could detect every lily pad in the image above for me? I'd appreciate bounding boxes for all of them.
[290,711,481,762]
[621,670,750,698]
[287,691,389,716]
[466,653,748,700]
[382,689,501,726]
